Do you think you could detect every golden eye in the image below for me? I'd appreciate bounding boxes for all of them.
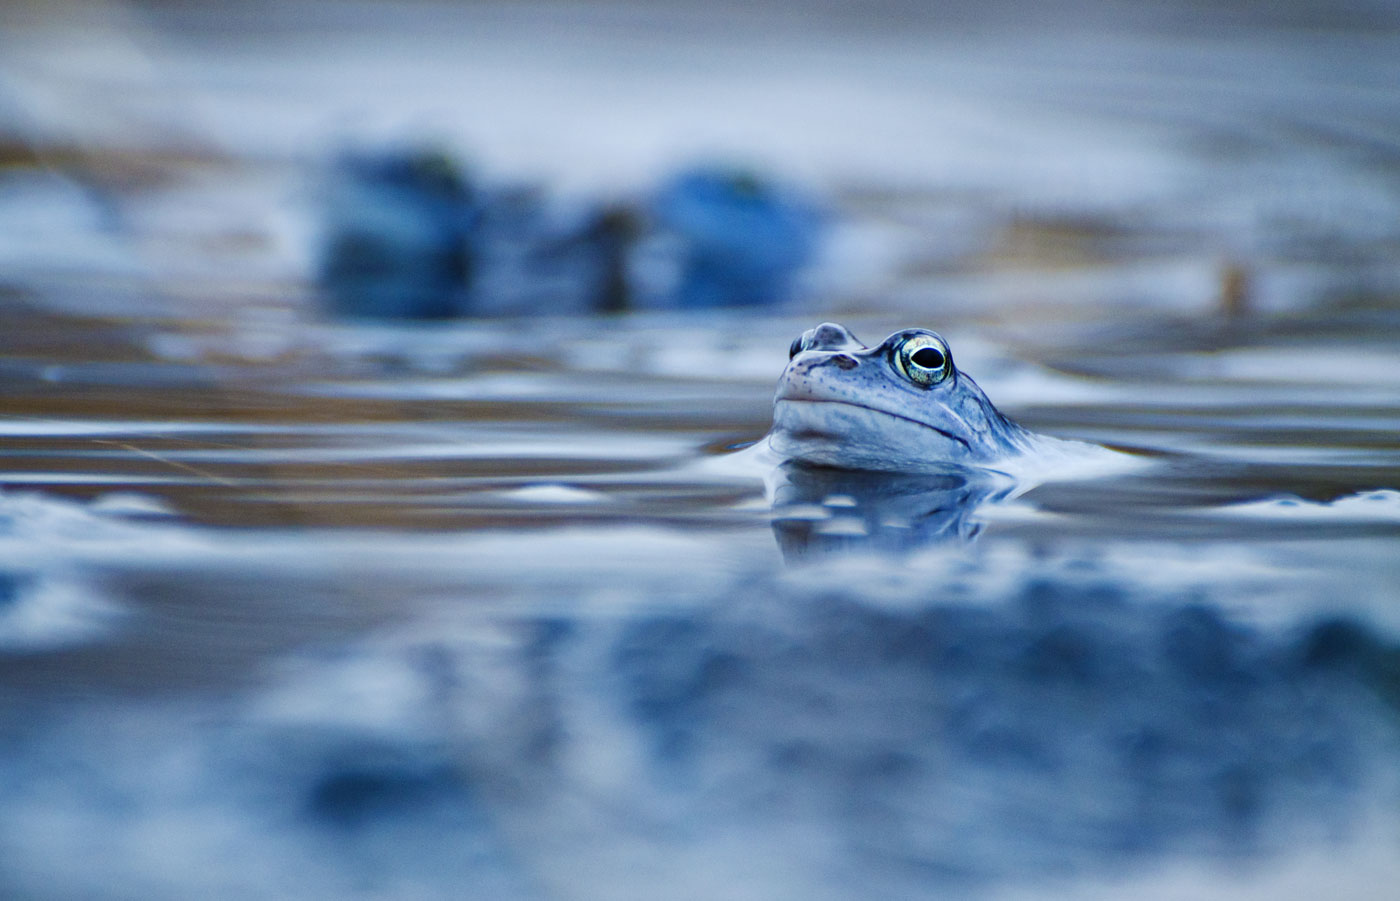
[893,334,952,387]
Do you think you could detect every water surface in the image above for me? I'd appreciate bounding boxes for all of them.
[2,2,1400,899]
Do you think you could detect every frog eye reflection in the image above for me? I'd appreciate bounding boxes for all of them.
[893,334,952,387]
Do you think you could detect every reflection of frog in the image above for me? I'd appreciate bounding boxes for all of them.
[772,322,1117,475]
[770,462,1014,559]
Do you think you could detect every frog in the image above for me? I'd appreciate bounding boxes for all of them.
[771,322,1114,475]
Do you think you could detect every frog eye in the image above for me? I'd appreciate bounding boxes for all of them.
[893,334,952,387]
[788,336,805,359]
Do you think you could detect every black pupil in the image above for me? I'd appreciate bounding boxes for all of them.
[910,346,945,370]
[789,337,804,359]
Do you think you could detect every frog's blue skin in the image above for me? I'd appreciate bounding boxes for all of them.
[317,149,478,319]
[771,323,1038,471]
[644,167,822,309]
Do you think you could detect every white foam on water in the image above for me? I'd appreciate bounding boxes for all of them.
[991,436,1149,489]
[0,575,121,651]
[1215,489,1400,522]
[496,483,610,505]
[87,491,179,518]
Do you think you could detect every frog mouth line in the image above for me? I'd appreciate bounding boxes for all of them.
[773,398,972,451]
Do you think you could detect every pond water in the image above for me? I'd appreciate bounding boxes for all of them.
[2,2,1400,899]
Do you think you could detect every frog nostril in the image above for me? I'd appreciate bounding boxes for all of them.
[830,354,858,370]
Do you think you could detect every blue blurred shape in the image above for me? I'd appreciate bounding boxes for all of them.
[470,187,636,316]
[306,764,472,827]
[645,166,823,308]
[0,572,18,610]
[316,148,476,319]
[315,154,824,317]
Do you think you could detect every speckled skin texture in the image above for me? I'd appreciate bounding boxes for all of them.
[771,322,1034,471]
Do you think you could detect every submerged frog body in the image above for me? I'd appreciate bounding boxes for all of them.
[772,322,1068,473]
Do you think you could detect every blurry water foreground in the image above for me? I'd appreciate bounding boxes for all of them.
[2,1,1400,898]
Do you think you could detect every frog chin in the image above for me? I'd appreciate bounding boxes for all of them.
[771,398,981,471]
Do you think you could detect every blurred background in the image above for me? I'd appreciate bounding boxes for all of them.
[1,1,1400,899]
[5,0,1400,321]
